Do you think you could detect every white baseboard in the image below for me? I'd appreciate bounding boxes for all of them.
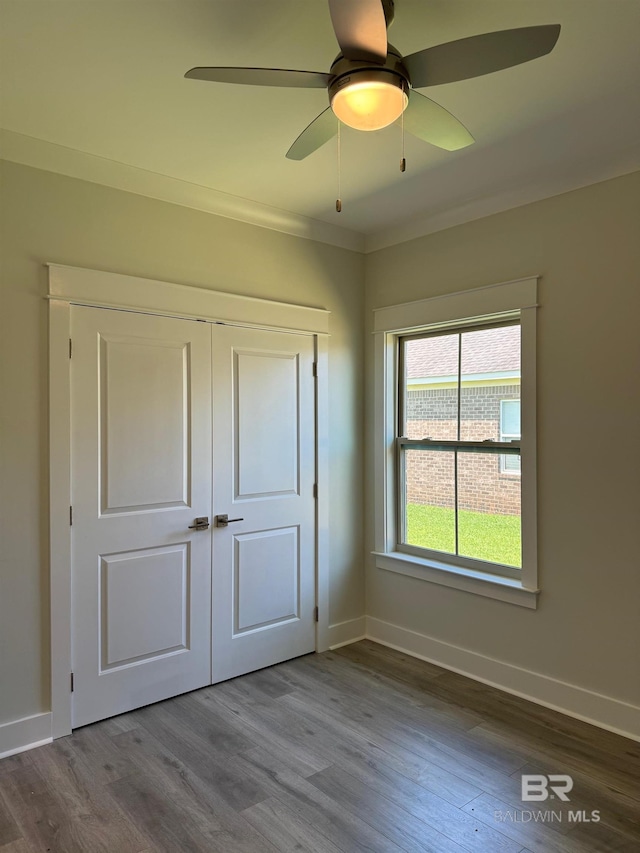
[0,712,53,758]
[327,616,367,650]
[366,617,640,743]
[3,619,636,756]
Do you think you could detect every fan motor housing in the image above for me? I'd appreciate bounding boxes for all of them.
[327,45,410,107]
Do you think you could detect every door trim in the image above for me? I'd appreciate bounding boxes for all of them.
[48,264,330,739]
[48,263,330,334]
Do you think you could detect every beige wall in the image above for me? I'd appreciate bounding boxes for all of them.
[0,160,365,725]
[2,158,638,734]
[365,171,640,706]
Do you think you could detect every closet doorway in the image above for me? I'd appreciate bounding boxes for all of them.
[70,305,316,727]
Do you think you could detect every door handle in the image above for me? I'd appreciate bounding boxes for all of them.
[215,514,245,527]
[188,516,210,531]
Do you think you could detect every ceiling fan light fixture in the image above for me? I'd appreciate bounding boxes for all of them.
[330,71,408,131]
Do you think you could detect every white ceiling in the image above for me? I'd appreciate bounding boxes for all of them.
[1,0,639,250]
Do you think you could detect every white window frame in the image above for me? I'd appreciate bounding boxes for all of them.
[372,277,539,609]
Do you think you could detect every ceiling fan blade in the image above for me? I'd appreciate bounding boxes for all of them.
[404,24,561,88]
[402,91,474,151]
[185,67,330,88]
[328,0,388,64]
[286,107,337,161]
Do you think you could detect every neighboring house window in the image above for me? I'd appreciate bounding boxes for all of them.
[500,399,521,474]
[373,277,538,608]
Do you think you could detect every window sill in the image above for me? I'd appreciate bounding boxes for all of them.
[373,551,539,609]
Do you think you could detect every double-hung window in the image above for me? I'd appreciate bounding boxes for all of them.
[398,321,522,571]
[373,278,538,608]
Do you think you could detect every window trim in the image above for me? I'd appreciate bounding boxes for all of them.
[372,277,539,608]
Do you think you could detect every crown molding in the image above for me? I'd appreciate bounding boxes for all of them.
[0,129,365,253]
[3,129,638,258]
[364,148,640,253]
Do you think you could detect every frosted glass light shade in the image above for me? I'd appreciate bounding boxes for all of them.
[331,79,408,131]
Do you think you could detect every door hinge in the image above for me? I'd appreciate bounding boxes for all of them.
[69,338,72,359]
[313,483,318,499]
[312,362,318,378]
[70,672,74,692]
[314,606,319,622]
[69,506,73,526]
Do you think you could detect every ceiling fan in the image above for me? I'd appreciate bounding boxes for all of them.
[185,0,560,160]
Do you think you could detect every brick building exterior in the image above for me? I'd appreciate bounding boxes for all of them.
[404,326,521,516]
[405,385,521,515]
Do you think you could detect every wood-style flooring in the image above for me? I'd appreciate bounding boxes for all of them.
[1,640,638,852]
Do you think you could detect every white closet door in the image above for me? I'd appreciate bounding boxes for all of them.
[70,306,212,728]
[211,325,316,682]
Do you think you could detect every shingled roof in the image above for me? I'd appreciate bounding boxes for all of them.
[406,325,520,379]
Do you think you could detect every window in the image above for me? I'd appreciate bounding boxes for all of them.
[398,323,522,572]
[373,278,538,608]
[500,399,521,474]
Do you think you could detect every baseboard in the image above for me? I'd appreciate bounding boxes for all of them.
[327,616,367,650]
[0,712,53,758]
[366,617,640,742]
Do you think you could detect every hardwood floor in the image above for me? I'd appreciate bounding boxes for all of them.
[1,641,638,852]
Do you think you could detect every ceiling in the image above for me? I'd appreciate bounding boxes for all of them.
[1,0,639,250]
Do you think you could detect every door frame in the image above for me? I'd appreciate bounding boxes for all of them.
[49,263,330,739]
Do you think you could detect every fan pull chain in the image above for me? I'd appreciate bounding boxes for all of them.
[400,94,406,173]
[336,120,342,212]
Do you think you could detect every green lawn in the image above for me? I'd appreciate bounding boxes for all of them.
[406,503,521,568]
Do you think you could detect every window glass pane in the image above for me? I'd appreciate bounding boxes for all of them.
[403,333,459,440]
[457,452,521,567]
[403,449,455,554]
[459,325,520,442]
[501,399,520,437]
[501,453,521,473]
